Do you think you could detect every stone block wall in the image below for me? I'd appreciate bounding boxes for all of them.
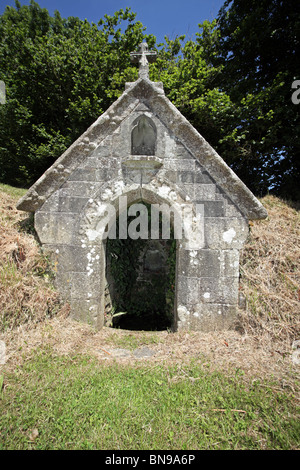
[34,97,249,331]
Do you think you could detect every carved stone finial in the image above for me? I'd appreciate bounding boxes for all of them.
[130,42,157,79]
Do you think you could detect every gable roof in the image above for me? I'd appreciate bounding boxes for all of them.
[17,77,267,220]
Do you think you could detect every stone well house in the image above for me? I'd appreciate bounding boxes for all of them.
[17,44,267,331]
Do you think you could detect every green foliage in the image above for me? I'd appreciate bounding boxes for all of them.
[0,0,298,200]
[107,236,143,314]
[0,183,26,198]
[213,0,300,199]
[0,1,153,186]
[151,12,299,199]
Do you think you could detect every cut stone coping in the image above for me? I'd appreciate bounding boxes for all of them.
[122,156,163,169]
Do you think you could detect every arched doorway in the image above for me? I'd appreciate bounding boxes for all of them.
[104,201,176,331]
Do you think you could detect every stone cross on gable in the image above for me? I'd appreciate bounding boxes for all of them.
[130,42,157,79]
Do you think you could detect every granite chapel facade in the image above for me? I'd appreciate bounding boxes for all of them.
[17,43,267,331]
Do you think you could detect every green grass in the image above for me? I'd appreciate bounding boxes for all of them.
[0,258,23,288]
[0,183,27,199]
[0,348,299,450]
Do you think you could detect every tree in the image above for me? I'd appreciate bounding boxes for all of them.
[1,0,298,200]
[0,1,154,186]
[212,0,300,199]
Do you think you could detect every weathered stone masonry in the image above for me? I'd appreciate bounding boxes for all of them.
[17,44,267,332]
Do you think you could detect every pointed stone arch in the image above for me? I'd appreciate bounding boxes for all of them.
[75,186,185,330]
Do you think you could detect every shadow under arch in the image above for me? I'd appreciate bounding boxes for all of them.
[103,188,180,331]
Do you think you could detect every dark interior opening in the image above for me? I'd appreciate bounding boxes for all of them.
[105,202,176,331]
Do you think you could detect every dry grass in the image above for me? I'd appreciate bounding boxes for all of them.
[0,187,299,390]
[0,185,69,331]
[239,195,300,342]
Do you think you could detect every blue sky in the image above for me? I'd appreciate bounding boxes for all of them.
[0,0,225,43]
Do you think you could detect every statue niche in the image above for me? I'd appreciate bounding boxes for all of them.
[131,115,156,156]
